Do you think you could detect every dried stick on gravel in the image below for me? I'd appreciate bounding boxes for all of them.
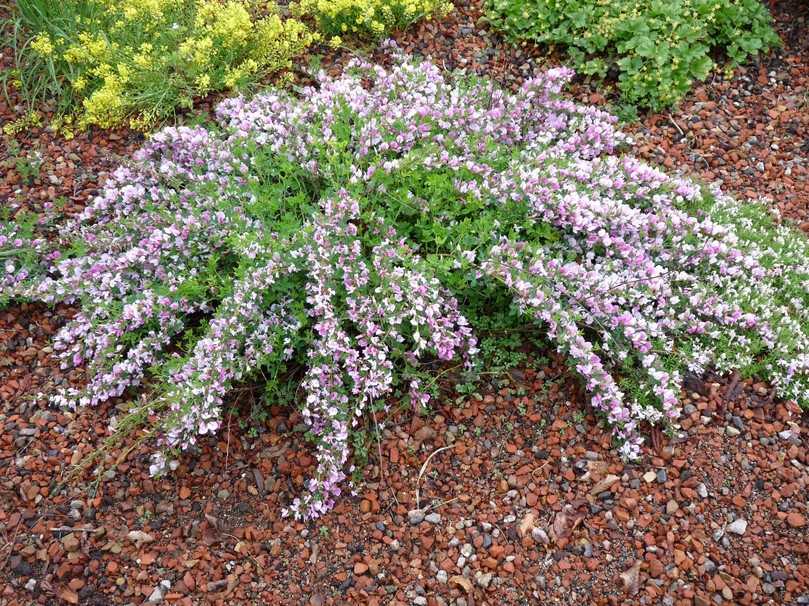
[415,445,453,511]
[667,113,685,138]
[373,411,401,510]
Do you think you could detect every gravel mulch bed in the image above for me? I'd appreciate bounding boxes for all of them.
[1,345,807,605]
[1,1,808,605]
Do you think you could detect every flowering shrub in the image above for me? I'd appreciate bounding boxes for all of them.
[6,48,808,518]
[486,0,780,111]
[11,0,314,130]
[291,0,451,46]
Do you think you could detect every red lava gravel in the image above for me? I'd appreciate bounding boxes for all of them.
[1,1,808,605]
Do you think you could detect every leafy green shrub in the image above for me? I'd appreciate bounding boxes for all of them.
[5,49,807,519]
[290,0,451,46]
[486,0,780,111]
[6,0,314,131]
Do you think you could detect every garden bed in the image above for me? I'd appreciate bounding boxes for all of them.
[1,0,808,605]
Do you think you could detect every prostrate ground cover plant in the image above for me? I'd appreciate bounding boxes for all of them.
[4,46,808,519]
[5,0,314,131]
[485,0,780,112]
[291,0,452,47]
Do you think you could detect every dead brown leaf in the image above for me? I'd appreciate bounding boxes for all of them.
[550,510,569,542]
[589,474,620,496]
[620,560,642,595]
[450,575,473,593]
[518,510,537,538]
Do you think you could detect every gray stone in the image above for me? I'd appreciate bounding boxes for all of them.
[425,512,442,524]
[656,469,668,484]
[475,571,493,588]
[408,509,425,525]
[697,483,709,499]
[727,518,748,535]
[436,570,448,584]
[531,527,549,545]
[726,426,741,437]
[147,580,171,604]
[535,574,546,589]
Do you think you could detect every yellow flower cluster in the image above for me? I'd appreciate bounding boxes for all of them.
[30,33,54,57]
[292,0,451,42]
[20,0,314,130]
[2,110,42,137]
[98,0,184,25]
[194,0,252,50]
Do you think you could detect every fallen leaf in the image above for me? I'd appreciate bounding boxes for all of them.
[550,511,570,542]
[204,513,220,531]
[449,575,473,593]
[588,459,608,473]
[589,474,620,496]
[60,588,79,604]
[620,560,642,595]
[179,486,191,499]
[517,511,537,538]
[252,468,265,496]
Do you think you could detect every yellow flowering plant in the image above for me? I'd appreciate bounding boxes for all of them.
[291,0,451,44]
[10,0,314,130]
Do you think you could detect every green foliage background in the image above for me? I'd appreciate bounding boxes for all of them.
[486,0,780,112]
